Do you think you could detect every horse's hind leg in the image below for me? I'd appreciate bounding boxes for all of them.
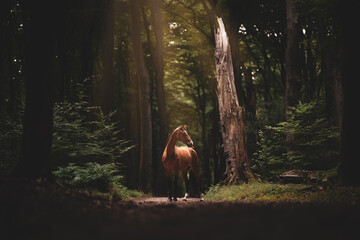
[191,164,204,201]
[165,171,172,201]
[182,169,190,201]
[172,172,178,201]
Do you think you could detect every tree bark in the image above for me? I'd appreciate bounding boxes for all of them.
[14,0,57,178]
[130,0,153,192]
[337,2,357,185]
[149,0,168,194]
[285,0,301,157]
[195,72,211,186]
[214,17,254,183]
[99,0,115,114]
[305,34,316,99]
[241,62,257,158]
[80,0,97,103]
[150,0,169,148]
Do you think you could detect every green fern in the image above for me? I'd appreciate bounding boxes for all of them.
[253,100,339,179]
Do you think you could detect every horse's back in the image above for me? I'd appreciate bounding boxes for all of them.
[178,146,198,167]
[178,146,198,158]
[177,146,192,157]
[188,147,199,170]
[162,146,198,173]
[188,147,198,160]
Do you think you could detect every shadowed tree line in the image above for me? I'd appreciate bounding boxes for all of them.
[0,0,357,195]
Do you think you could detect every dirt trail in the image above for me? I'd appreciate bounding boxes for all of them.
[114,197,359,240]
[1,179,360,240]
[129,196,203,204]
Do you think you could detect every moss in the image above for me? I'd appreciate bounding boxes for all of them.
[244,171,260,183]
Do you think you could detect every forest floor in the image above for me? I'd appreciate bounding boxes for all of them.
[1,177,360,240]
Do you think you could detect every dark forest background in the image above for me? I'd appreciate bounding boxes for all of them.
[0,0,356,195]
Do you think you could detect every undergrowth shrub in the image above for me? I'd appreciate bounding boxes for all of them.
[0,80,134,197]
[53,162,145,199]
[52,101,133,167]
[51,98,134,196]
[53,162,124,192]
[252,100,339,180]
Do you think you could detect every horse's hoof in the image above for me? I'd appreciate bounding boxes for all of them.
[200,198,204,201]
[167,197,172,202]
[183,193,188,201]
[182,198,187,201]
[173,197,178,202]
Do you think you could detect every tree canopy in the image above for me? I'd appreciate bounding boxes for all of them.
[0,0,353,192]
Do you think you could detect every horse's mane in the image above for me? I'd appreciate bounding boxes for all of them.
[167,125,185,142]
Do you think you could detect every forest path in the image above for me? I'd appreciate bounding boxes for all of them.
[2,179,359,240]
[129,196,203,204]
[112,197,358,240]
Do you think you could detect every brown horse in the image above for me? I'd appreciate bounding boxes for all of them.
[161,125,204,201]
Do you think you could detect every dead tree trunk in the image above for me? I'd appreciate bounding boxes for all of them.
[214,18,254,183]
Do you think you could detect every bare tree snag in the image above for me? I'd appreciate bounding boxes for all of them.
[214,18,254,183]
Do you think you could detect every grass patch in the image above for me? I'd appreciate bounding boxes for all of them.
[56,179,147,201]
[53,162,146,201]
[110,185,148,200]
[205,182,360,204]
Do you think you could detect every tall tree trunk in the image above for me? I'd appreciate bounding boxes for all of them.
[149,0,168,194]
[285,0,301,157]
[214,17,254,183]
[130,0,152,192]
[124,70,141,189]
[241,62,257,159]
[337,2,356,185]
[305,39,316,100]
[333,44,343,171]
[14,0,57,178]
[99,0,115,114]
[195,74,211,186]
[150,0,169,147]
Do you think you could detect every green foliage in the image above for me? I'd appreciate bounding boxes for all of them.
[53,162,145,199]
[52,101,133,167]
[283,103,339,168]
[0,0,346,190]
[53,162,123,193]
[252,128,287,178]
[51,99,136,196]
[253,101,339,179]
